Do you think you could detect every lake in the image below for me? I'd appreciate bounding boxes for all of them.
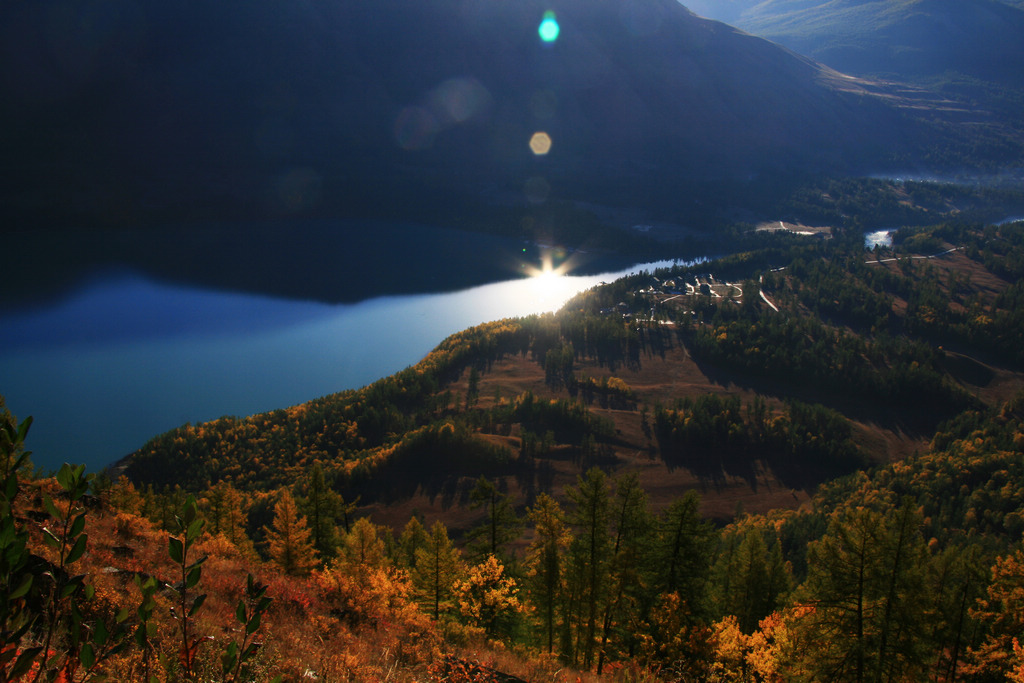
[864,229,894,249]
[0,228,684,473]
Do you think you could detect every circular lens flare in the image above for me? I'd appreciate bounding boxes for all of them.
[539,11,560,43]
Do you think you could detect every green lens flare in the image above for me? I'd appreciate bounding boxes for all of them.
[539,11,560,43]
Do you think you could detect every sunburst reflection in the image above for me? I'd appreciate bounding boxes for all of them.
[520,251,581,311]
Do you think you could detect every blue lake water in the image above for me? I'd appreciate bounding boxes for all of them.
[864,229,894,249]
[0,259,679,473]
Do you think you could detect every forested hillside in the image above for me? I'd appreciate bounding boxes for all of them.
[121,220,1024,503]
[6,219,1024,680]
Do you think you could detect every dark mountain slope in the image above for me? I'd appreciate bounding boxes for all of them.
[1,0,1013,228]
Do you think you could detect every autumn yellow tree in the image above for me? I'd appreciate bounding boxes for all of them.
[964,540,1024,679]
[106,478,144,515]
[1010,639,1024,683]
[338,517,387,570]
[203,480,255,557]
[397,515,429,570]
[263,489,318,575]
[413,520,463,619]
[454,555,522,638]
[745,608,813,682]
[709,615,752,682]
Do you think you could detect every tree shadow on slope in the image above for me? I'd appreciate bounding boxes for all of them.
[653,396,867,493]
[685,351,974,441]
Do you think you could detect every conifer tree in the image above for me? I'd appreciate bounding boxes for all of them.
[107,478,144,515]
[339,492,360,534]
[301,463,343,558]
[565,467,612,669]
[203,480,254,556]
[466,367,480,408]
[526,493,571,654]
[928,545,984,681]
[795,500,929,682]
[263,489,318,575]
[204,482,231,535]
[466,476,521,565]
[873,499,930,682]
[397,515,430,570]
[413,520,463,619]
[339,517,386,570]
[597,472,651,674]
[650,490,714,613]
[714,526,791,634]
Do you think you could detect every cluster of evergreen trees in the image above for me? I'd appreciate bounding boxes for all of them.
[653,394,864,486]
[106,443,1024,681]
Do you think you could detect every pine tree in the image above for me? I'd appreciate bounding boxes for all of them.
[650,490,714,612]
[263,489,318,575]
[413,520,463,619]
[795,500,929,682]
[565,467,612,669]
[466,367,480,408]
[397,515,430,570]
[203,480,254,556]
[714,525,791,634]
[107,478,144,515]
[526,493,572,654]
[301,463,343,558]
[220,483,253,554]
[466,476,521,565]
[928,545,985,681]
[339,517,386,570]
[596,473,652,673]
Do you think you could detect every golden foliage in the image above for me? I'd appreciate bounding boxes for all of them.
[312,562,432,639]
[452,555,522,636]
[965,541,1024,678]
[263,489,318,575]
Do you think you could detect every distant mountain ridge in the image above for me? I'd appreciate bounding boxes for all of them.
[1,0,1017,228]
[683,0,1024,91]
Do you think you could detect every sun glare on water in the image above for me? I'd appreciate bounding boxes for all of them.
[522,259,578,311]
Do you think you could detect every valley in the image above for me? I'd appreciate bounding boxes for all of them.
[9,217,1024,680]
[5,0,1024,678]
[118,219,1024,536]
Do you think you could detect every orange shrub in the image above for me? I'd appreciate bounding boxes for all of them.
[113,511,152,539]
[312,565,419,628]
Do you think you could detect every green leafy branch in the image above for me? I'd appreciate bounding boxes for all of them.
[167,495,209,680]
[221,574,278,683]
